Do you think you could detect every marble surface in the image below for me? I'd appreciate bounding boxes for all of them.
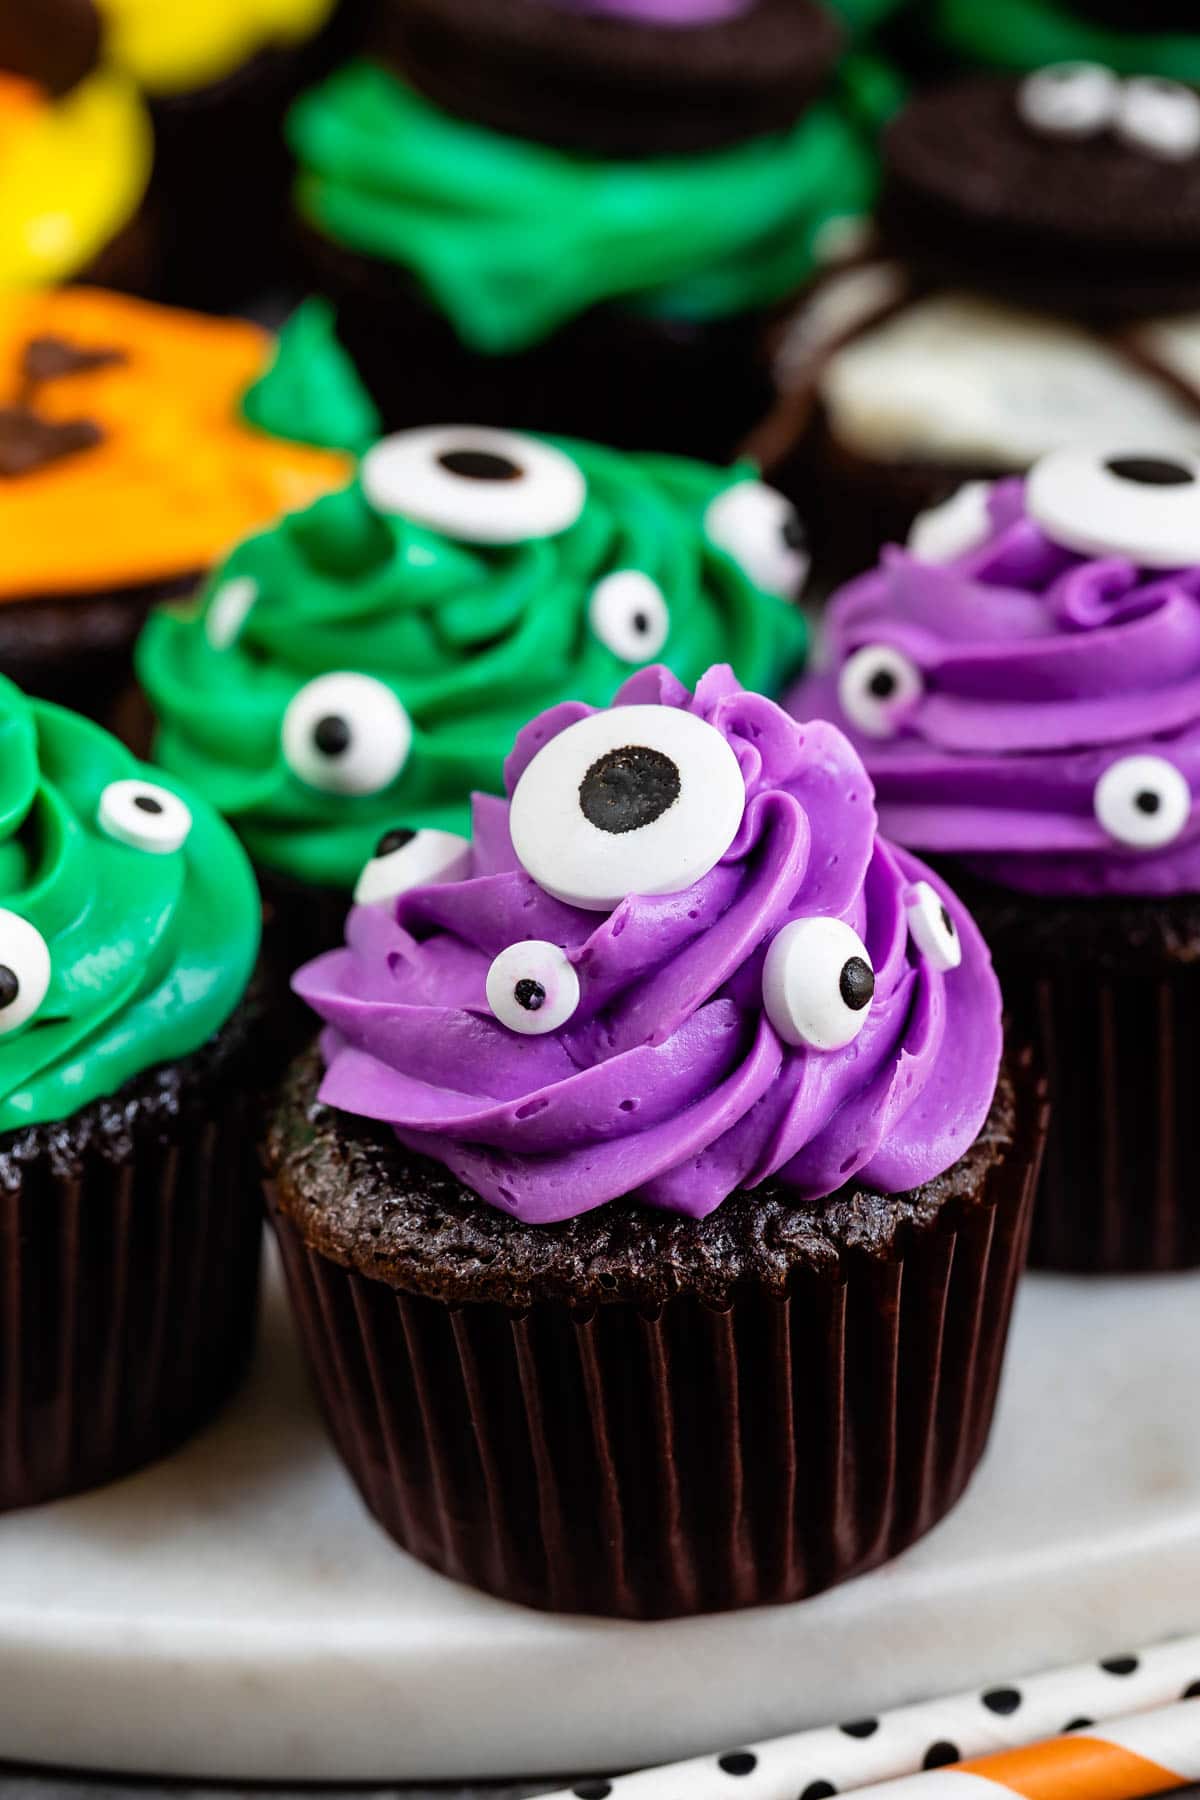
[0,1252,1197,1784]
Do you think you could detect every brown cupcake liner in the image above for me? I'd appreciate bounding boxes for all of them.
[0,1026,262,1512]
[268,1066,1044,1619]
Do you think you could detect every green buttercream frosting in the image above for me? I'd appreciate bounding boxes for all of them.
[242,298,381,455]
[136,437,808,892]
[932,0,1200,79]
[286,61,878,353]
[0,679,260,1135]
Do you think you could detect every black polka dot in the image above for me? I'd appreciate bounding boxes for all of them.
[439,447,521,483]
[1064,1718,1094,1733]
[314,714,351,757]
[375,827,415,858]
[1105,455,1194,488]
[0,965,17,1010]
[514,978,546,1014]
[1101,1656,1139,1676]
[923,1743,959,1770]
[982,1688,1021,1716]
[719,1752,757,1777]
[573,1784,612,1799]
[839,1720,878,1739]
[800,1784,837,1800]
[839,956,875,1011]
[1183,1681,1200,1700]
[133,792,164,815]
[579,745,680,836]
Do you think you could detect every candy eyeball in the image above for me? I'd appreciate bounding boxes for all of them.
[588,570,670,663]
[837,643,924,739]
[704,480,810,597]
[360,425,586,545]
[98,780,193,854]
[1026,448,1200,569]
[509,704,746,912]
[763,915,875,1052]
[905,880,962,973]
[907,482,993,564]
[486,940,580,1035]
[0,910,51,1037]
[1017,62,1119,140]
[354,827,471,906]
[205,575,258,651]
[1115,76,1200,162]
[1093,754,1191,850]
[282,672,413,796]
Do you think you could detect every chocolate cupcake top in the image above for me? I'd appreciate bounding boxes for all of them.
[95,0,336,94]
[293,665,1001,1223]
[794,449,1200,898]
[930,0,1200,83]
[0,676,259,1134]
[137,429,808,892]
[286,61,877,351]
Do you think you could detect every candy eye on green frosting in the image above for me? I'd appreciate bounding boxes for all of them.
[932,0,1200,80]
[136,432,809,894]
[0,678,260,1135]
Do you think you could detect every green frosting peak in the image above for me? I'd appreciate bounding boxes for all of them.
[932,0,1200,80]
[136,434,808,893]
[0,679,260,1135]
[242,298,381,454]
[287,61,877,353]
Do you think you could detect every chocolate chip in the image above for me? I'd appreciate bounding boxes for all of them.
[579,745,681,836]
[800,1785,837,1800]
[514,979,546,1013]
[1105,456,1194,488]
[572,1785,612,1799]
[1101,1655,1139,1676]
[0,967,18,1011]
[21,336,126,387]
[982,1688,1021,1716]
[0,408,102,478]
[923,1743,959,1769]
[375,828,416,858]
[438,448,522,482]
[313,715,352,757]
[1065,1718,1094,1732]
[839,956,875,1011]
[839,1719,879,1738]
[718,1753,757,1776]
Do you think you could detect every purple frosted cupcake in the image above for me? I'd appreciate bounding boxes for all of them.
[794,446,1200,1271]
[264,665,1044,1617]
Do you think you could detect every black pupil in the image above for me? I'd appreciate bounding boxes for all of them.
[376,827,416,857]
[839,956,875,1011]
[782,512,806,552]
[632,611,650,635]
[1105,455,1194,488]
[0,965,17,1010]
[579,745,681,835]
[868,668,897,699]
[514,978,546,1012]
[940,903,955,938]
[314,714,352,757]
[133,793,164,815]
[438,448,522,482]
[1135,789,1161,815]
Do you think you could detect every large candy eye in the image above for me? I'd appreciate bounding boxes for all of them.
[1017,62,1119,139]
[510,705,745,912]
[98,780,192,854]
[588,571,670,663]
[1115,77,1200,161]
[282,673,413,796]
[360,426,586,545]
[1026,448,1200,569]
[905,880,962,973]
[763,916,875,1052]
[837,644,924,739]
[907,482,992,564]
[205,576,258,651]
[354,827,471,906]
[704,480,810,597]
[485,940,580,1035]
[0,910,51,1037]
[1093,754,1191,849]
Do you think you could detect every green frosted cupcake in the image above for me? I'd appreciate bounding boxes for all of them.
[929,0,1200,80]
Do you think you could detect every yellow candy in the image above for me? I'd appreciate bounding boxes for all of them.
[96,0,336,95]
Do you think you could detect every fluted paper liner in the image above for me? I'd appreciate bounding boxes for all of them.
[269,1069,1045,1619]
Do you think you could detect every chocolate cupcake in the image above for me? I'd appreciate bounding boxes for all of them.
[264,664,1044,1618]
[0,287,352,715]
[792,448,1200,1271]
[286,5,880,459]
[0,674,262,1508]
[137,427,808,992]
[750,65,1200,572]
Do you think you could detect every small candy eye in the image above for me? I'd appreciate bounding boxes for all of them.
[282,673,413,796]
[1093,754,1191,849]
[510,704,745,912]
[354,827,471,906]
[1017,62,1119,139]
[205,575,258,651]
[907,482,992,564]
[588,570,670,663]
[905,880,962,972]
[485,940,580,1035]
[837,644,924,739]
[1026,448,1200,569]
[0,909,51,1037]
[1115,76,1200,161]
[704,480,810,597]
[360,426,586,544]
[98,779,193,854]
[763,916,875,1052]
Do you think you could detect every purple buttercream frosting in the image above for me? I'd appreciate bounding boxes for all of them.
[294,667,1001,1225]
[793,476,1200,899]
[552,0,752,21]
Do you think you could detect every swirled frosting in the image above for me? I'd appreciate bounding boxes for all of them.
[138,436,807,892]
[930,0,1200,81]
[0,677,260,1135]
[287,62,877,352]
[294,665,1001,1223]
[793,470,1200,897]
